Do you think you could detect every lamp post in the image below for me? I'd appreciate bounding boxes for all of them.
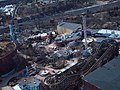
[82,13,88,50]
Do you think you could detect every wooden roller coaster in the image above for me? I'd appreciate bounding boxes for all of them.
[44,39,119,90]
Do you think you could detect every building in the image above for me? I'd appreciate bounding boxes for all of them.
[1,86,14,90]
[82,55,120,90]
[16,76,41,90]
[96,29,120,39]
[0,0,19,7]
[13,85,22,90]
[57,22,81,34]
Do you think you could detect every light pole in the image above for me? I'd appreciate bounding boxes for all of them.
[82,13,88,50]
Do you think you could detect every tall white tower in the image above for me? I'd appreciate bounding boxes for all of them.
[82,13,88,50]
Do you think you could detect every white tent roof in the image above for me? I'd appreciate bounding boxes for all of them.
[98,29,120,35]
[97,29,120,38]
[13,85,22,90]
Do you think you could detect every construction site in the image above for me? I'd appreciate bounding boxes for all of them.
[0,0,120,90]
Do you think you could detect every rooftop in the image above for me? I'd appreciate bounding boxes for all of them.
[82,55,120,90]
[18,76,41,87]
[58,22,81,30]
[0,0,7,2]
[13,85,22,90]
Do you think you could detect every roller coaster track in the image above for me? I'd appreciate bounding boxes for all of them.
[82,45,114,76]
[16,1,120,24]
[44,40,118,90]
[64,1,120,15]
[44,73,81,89]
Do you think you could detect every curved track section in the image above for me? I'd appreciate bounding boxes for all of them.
[0,42,17,76]
[44,39,119,90]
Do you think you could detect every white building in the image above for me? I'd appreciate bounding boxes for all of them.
[97,29,120,39]
[57,22,81,34]
[15,76,41,90]
[2,86,14,90]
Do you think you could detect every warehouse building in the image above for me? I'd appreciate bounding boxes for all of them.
[57,22,81,34]
[82,55,120,90]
